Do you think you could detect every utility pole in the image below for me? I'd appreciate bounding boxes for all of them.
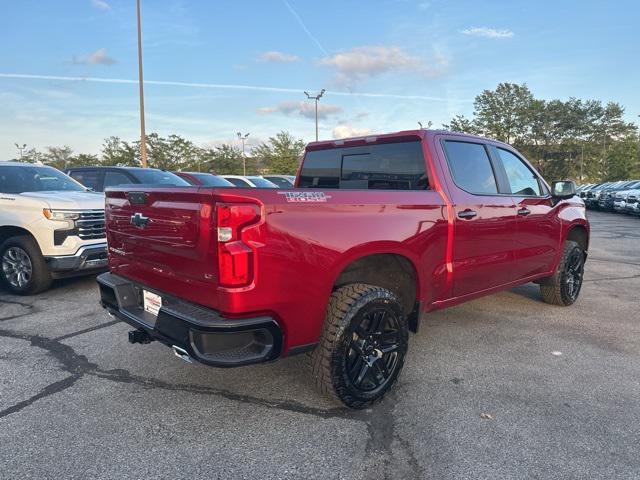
[136,0,148,167]
[304,89,325,141]
[237,132,250,175]
[14,143,27,160]
[580,142,584,182]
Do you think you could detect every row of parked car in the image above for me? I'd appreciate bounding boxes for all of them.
[63,166,295,191]
[0,162,295,295]
[577,180,640,215]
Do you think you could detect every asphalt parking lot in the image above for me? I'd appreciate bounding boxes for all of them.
[1,210,638,479]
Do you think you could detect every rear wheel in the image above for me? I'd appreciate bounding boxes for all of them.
[0,236,52,295]
[540,240,585,306]
[309,283,408,409]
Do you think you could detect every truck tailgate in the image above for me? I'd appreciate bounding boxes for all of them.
[105,187,219,307]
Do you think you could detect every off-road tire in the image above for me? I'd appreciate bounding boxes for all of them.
[308,283,409,409]
[540,240,585,306]
[0,235,52,295]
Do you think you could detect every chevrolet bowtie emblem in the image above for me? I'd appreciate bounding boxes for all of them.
[130,212,150,229]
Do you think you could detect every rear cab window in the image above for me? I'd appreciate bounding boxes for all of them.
[298,140,428,190]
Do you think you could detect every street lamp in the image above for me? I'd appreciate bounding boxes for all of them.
[136,0,148,167]
[237,132,250,175]
[304,89,325,141]
[14,143,27,160]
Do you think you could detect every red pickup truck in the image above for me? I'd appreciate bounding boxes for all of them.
[97,130,588,408]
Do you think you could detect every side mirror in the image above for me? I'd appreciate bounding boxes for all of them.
[551,180,577,200]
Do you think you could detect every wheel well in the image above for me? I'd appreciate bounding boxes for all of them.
[567,225,588,251]
[333,253,419,324]
[0,226,34,246]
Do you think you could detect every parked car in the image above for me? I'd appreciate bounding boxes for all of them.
[221,175,278,188]
[65,166,189,191]
[624,189,640,215]
[173,172,234,187]
[580,183,600,200]
[0,162,107,294]
[97,130,588,408]
[612,181,640,212]
[585,182,613,208]
[261,175,295,188]
[598,180,639,211]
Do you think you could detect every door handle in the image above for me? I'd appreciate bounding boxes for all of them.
[457,209,477,220]
[517,207,531,216]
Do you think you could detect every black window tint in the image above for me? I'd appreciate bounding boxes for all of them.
[497,148,542,196]
[299,140,428,190]
[70,170,101,191]
[103,171,134,189]
[298,149,341,188]
[443,141,498,194]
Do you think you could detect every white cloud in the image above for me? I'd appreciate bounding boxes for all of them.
[332,125,373,139]
[72,48,117,65]
[258,51,300,63]
[319,45,448,86]
[257,101,342,119]
[90,0,110,10]
[461,27,514,39]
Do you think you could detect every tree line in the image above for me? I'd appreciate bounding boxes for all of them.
[14,131,306,176]
[11,83,639,182]
[444,83,639,182]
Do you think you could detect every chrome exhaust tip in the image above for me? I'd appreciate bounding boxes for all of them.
[171,345,193,364]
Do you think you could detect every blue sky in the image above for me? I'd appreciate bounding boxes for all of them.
[1,0,638,158]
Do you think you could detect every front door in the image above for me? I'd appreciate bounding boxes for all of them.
[492,147,560,278]
[439,139,519,298]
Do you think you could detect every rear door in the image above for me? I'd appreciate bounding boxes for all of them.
[439,139,519,297]
[491,147,559,278]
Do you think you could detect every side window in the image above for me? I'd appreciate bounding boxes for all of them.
[298,140,428,190]
[443,141,498,194]
[69,170,101,191]
[104,171,134,189]
[497,148,542,196]
[226,177,252,187]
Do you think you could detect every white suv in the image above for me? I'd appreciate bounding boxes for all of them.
[0,162,107,294]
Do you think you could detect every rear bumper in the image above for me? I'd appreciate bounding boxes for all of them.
[45,244,108,275]
[96,272,283,367]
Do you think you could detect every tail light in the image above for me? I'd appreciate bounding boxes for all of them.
[216,203,261,288]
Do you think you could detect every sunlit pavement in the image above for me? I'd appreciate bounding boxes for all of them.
[1,210,638,479]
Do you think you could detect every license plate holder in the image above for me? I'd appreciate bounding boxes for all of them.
[143,290,162,318]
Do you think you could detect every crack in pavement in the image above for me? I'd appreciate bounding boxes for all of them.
[0,326,424,476]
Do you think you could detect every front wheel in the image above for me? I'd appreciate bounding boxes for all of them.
[539,240,585,306]
[308,283,409,409]
[0,235,52,295]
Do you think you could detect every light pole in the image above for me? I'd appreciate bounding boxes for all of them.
[14,143,27,160]
[237,132,250,175]
[136,0,148,167]
[304,89,325,141]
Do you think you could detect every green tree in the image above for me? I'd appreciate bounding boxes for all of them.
[253,131,305,174]
[473,83,534,144]
[142,133,201,171]
[200,144,246,175]
[100,136,138,166]
[442,114,479,135]
[42,146,74,170]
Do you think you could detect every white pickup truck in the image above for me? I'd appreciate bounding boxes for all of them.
[0,162,107,294]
